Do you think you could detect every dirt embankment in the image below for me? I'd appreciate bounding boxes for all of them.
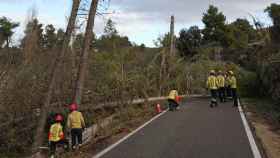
[243,99,280,158]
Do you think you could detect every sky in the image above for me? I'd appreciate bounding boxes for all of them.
[0,0,279,47]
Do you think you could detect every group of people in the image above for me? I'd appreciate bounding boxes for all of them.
[167,70,238,111]
[47,70,238,157]
[48,103,86,158]
[206,70,238,107]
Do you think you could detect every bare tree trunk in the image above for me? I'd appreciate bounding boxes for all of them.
[165,15,175,91]
[32,0,81,156]
[5,38,9,48]
[159,16,175,96]
[170,15,175,56]
[74,0,99,105]
[159,49,166,96]
[23,29,38,65]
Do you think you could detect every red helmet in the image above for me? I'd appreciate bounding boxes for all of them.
[55,114,63,122]
[69,103,78,111]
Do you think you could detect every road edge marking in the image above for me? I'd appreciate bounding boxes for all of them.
[238,99,262,158]
[92,110,168,158]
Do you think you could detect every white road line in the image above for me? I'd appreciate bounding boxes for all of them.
[238,99,262,158]
[92,110,168,158]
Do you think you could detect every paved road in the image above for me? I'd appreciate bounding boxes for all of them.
[99,97,255,158]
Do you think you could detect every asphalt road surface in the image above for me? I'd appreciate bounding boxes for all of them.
[99,97,255,158]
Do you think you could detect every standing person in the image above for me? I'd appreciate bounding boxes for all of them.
[217,70,226,103]
[67,103,86,150]
[48,114,69,158]
[228,71,238,107]
[225,71,232,100]
[206,70,218,108]
[168,90,179,111]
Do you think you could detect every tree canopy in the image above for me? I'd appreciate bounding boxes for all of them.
[104,18,118,38]
[43,24,57,49]
[265,3,280,42]
[202,5,227,45]
[96,19,131,51]
[176,26,202,57]
[0,17,19,48]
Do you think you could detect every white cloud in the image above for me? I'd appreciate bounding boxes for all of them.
[1,0,279,47]
[105,0,278,46]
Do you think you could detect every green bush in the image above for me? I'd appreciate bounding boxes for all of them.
[258,53,280,102]
[237,69,258,97]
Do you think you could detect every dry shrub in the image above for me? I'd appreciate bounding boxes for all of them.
[0,48,76,154]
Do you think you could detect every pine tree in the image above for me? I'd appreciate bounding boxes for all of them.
[202,5,226,45]
[104,18,118,38]
[0,17,19,48]
[43,24,57,49]
[265,3,280,42]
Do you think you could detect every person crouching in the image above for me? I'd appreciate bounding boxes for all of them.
[168,90,179,111]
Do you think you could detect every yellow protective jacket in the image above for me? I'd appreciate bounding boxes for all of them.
[67,111,85,129]
[206,75,218,90]
[216,75,225,88]
[168,90,178,100]
[225,76,230,87]
[48,123,64,142]
[229,76,237,89]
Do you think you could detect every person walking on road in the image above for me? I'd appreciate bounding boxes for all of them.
[168,90,179,111]
[225,72,232,100]
[48,114,69,158]
[206,70,218,108]
[228,71,238,107]
[67,103,86,150]
[217,70,226,103]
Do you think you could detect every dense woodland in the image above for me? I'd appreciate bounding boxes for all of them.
[0,2,279,156]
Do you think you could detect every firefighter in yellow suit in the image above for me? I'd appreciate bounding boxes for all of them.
[225,71,232,99]
[67,103,86,150]
[228,71,238,107]
[217,71,226,103]
[49,114,69,158]
[168,90,179,111]
[206,70,218,107]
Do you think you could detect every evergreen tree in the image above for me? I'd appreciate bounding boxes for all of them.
[0,16,19,48]
[43,24,56,49]
[226,18,258,48]
[202,5,227,45]
[177,26,202,57]
[56,28,65,47]
[97,19,131,51]
[104,18,118,38]
[265,3,280,42]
